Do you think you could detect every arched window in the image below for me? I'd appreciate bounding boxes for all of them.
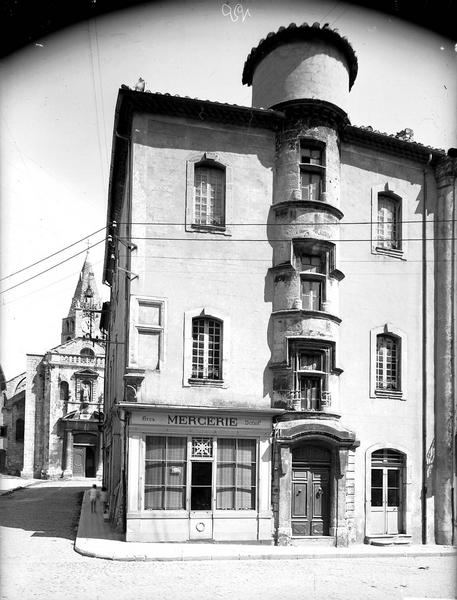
[377,193,401,250]
[376,334,400,391]
[15,418,24,442]
[80,347,95,358]
[193,164,225,227]
[60,381,69,402]
[191,317,223,380]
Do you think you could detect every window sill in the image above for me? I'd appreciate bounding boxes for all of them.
[373,389,405,400]
[373,246,405,260]
[188,224,231,236]
[188,378,225,387]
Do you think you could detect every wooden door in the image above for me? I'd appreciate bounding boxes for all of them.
[73,446,85,477]
[291,466,330,536]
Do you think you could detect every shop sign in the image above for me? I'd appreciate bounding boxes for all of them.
[132,412,267,429]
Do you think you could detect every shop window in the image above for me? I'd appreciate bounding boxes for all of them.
[216,438,256,510]
[144,436,187,510]
[191,317,223,381]
[193,164,225,228]
[15,418,24,442]
[299,140,325,202]
[376,334,400,391]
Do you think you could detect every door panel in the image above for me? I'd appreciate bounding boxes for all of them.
[73,446,85,477]
[369,466,403,534]
[189,461,213,540]
[291,466,330,536]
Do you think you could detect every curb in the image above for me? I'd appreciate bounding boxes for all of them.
[73,542,457,562]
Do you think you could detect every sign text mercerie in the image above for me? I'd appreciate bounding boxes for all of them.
[167,415,238,427]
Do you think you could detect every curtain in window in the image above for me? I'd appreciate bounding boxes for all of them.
[301,279,322,310]
[194,166,225,226]
[145,436,187,510]
[377,195,399,249]
[216,438,256,510]
[376,335,400,390]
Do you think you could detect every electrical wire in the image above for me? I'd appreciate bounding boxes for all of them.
[114,219,455,226]
[0,238,106,296]
[118,236,457,242]
[0,227,106,282]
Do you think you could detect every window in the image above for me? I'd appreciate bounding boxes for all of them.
[193,165,225,228]
[376,335,400,391]
[294,244,332,312]
[301,278,323,310]
[299,140,325,202]
[216,438,256,510]
[370,325,406,398]
[0,426,7,437]
[144,436,187,510]
[191,318,222,381]
[132,298,165,371]
[289,341,331,411]
[377,194,401,250]
[15,418,24,442]
[80,348,95,358]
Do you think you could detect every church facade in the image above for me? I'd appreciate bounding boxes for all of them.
[102,24,456,545]
[2,258,105,479]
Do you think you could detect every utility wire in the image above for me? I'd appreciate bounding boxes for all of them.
[0,238,106,296]
[118,236,457,242]
[1,227,106,282]
[115,219,455,226]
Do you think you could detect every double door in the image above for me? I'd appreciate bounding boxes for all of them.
[370,466,402,534]
[291,465,330,536]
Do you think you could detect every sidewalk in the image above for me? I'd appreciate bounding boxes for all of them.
[0,473,40,494]
[74,490,457,562]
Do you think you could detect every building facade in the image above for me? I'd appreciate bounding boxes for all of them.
[2,258,106,479]
[102,24,456,545]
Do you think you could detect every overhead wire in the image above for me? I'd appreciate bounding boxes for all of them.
[1,226,106,282]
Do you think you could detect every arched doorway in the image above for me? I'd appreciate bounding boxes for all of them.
[368,448,405,535]
[291,445,331,537]
[73,433,97,477]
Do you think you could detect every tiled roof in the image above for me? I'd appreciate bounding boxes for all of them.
[242,22,358,89]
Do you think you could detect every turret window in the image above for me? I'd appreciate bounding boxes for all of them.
[299,140,325,202]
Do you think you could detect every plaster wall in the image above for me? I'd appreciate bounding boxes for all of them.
[251,42,351,111]
[128,114,275,409]
[338,144,436,542]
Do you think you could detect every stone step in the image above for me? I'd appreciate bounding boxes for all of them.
[291,536,336,547]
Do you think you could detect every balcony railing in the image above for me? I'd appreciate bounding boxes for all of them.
[274,389,331,412]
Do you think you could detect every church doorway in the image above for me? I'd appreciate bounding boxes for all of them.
[72,433,97,477]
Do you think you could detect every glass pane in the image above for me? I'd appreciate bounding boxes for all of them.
[144,487,163,510]
[145,463,164,486]
[192,437,213,458]
[216,488,235,510]
[191,486,212,510]
[217,464,235,486]
[192,462,212,485]
[167,437,186,461]
[371,469,383,487]
[165,487,186,510]
[371,488,383,507]
[145,436,165,461]
[387,488,400,507]
[167,463,186,486]
[236,464,255,487]
[237,439,256,463]
[388,469,399,487]
[236,488,255,510]
[218,438,236,461]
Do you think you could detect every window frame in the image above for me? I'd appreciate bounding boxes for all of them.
[129,296,166,372]
[185,153,233,236]
[298,139,326,202]
[371,186,406,259]
[370,324,407,399]
[191,316,223,382]
[183,307,230,388]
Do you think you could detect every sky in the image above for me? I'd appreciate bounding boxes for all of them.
[0,0,456,380]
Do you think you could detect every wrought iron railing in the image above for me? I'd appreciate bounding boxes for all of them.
[274,389,331,411]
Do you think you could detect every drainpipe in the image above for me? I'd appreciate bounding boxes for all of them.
[421,154,432,544]
[450,154,456,546]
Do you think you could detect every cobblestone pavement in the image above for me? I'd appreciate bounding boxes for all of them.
[1,480,456,600]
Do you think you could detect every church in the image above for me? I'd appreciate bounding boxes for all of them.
[2,257,106,479]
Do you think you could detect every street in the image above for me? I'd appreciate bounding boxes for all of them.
[0,480,456,600]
